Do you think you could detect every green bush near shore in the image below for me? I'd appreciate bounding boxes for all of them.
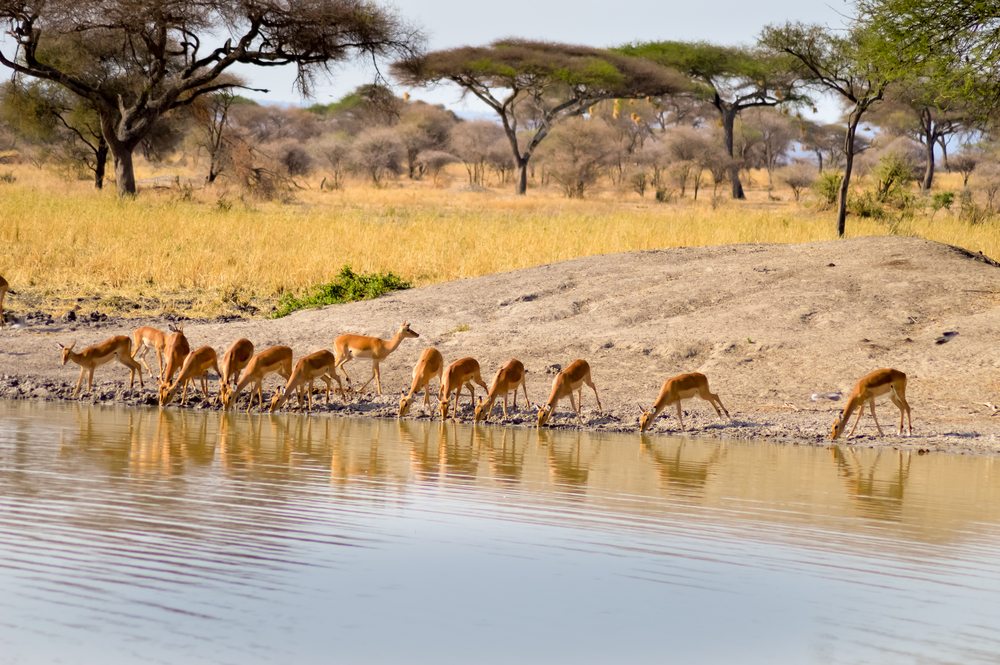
[272,265,412,318]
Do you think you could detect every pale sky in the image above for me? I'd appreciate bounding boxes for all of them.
[233,0,855,120]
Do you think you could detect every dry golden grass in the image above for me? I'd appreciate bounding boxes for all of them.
[0,164,998,318]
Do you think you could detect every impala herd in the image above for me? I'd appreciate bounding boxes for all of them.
[44,315,915,439]
[0,271,915,438]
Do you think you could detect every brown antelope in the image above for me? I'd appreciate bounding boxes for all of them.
[269,350,344,412]
[439,357,488,420]
[474,358,529,423]
[831,368,912,440]
[218,338,254,405]
[161,325,191,386]
[398,347,444,417]
[131,326,167,379]
[333,321,419,396]
[159,346,222,406]
[638,372,729,432]
[59,336,144,397]
[0,274,8,327]
[536,359,602,427]
[223,345,293,412]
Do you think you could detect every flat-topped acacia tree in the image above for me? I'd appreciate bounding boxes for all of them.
[618,41,808,200]
[0,0,420,197]
[392,40,688,195]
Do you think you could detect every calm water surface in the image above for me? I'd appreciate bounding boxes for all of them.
[2,400,1000,664]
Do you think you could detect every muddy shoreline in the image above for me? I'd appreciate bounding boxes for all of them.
[2,237,999,454]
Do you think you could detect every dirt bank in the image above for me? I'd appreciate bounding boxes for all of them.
[2,236,999,453]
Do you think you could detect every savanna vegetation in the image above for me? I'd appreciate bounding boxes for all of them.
[0,0,999,319]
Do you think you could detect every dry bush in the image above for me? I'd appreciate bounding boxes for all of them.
[777,162,818,201]
[537,117,617,198]
[449,120,505,186]
[350,127,405,185]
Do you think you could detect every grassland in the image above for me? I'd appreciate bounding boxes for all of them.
[1,164,998,318]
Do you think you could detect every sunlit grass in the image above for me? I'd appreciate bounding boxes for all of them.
[0,165,997,318]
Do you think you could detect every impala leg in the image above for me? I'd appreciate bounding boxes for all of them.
[87,367,96,395]
[848,405,865,437]
[74,367,86,398]
[452,389,461,421]
[675,400,685,431]
[521,379,529,410]
[501,394,509,419]
[585,379,602,414]
[869,398,885,436]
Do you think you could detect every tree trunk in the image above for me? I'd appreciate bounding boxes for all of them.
[721,108,745,200]
[814,149,823,173]
[94,138,108,190]
[837,115,861,238]
[937,135,950,171]
[516,157,528,195]
[111,142,138,197]
[921,136,935,191]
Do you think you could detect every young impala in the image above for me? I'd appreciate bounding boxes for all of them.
[222,345,293,412]
[474,358,529,423]
[333,321,419,396]
[536,359,602,427]
[159,346,222,406]
[160,325,191,387]
[439,357,488,420]
[131,326,167,380]
[398,347,444,417]
[831,368,912,440]
[59,336,144,397]
[269,350,344,412]
[0,274,8,327]
[638,372,729,432]
[218,338,254,405]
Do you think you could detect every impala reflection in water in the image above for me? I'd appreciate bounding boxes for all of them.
[2,400,1000,665]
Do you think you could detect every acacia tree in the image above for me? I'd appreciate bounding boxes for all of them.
[619,41,808,199]
[761,23,894,237]
[0,0,419,197]
[392,40,687,195]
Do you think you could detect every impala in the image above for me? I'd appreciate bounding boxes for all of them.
[638,372,729,432]
[223,345,293,412]
[831,368,912,440]
[439,357,488,420]
[333,321,419,396]
[474,358,529,423]
[0,274,8,327]
[161,325,191,387]
[131,326,167,379]
[159,346,221,406]
[269,350,344,412]
[536,359,602,427]
[398,347,444,417]
[59,336,144,397]
[218,338,254,405]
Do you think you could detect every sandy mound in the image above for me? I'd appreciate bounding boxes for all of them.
[2,236,999,451]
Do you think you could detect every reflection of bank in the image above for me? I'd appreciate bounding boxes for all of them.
[831,446,911,522]
[640,435,726,500]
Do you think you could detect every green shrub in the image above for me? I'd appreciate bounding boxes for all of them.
[272,265,412,318]
[873,153,916,203]
[848,191,886,219]
[813,171,842,208]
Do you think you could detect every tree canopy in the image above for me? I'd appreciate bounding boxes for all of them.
[0,0,421,195]
[393,39,689,194]
[618,41,808,198]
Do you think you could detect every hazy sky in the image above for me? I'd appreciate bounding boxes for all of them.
[234,0,855,119]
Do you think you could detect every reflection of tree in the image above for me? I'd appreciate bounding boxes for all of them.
[640,436,725,499]
[476,426,525,486]
[831,446,911,522]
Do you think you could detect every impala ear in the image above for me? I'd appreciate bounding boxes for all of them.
[636,404,646,415]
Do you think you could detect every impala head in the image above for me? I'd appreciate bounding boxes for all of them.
[536,404,552,428]
[217,383,230,407]
[400,321,419,339]
[157,382,173,407]
[830,416,846,440]
[58,341,76,365]
[398,393,412,418]
[439,397,450,420]
[638,405,655,432]
[473,396,488,423]
[269,393,284,413]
